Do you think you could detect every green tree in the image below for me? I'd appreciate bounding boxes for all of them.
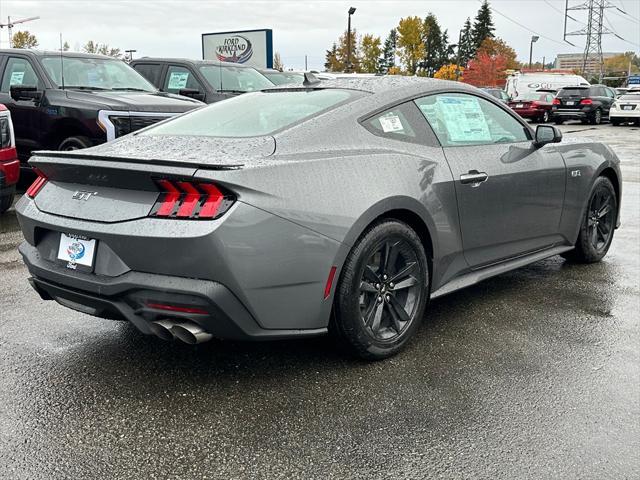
[324,43,342,72]
[83,40,122,58]
[62,41,70,51]
[382,28,398,71]
[421,13,448,77]
[11,30,38,49]
[604,52,640,75]
[397,16,425,75]
[472,0,495,51]
[338,29,359,72]
[458,17,475,66]
[360,34,382,73]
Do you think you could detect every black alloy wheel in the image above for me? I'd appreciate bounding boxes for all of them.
[359,237,422,341]
[331,220,429,360]
[562,176,617,263]
[542,110,550,123]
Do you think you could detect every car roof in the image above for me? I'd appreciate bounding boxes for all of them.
[0,48,117,60]
[133,57,249,68]
[268,76,476,98]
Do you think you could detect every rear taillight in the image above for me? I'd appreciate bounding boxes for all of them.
[26,171,48,198]
[580,98,593,105]
[150,179,234,220]
[552,98,561,105]
[531,101,541,108]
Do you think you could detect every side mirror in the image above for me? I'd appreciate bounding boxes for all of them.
[534,125,562,147]
[179,88,205,102]
[10,85,42,102]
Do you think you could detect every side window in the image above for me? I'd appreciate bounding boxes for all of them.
[133,63,163,87]
[414,93,530,147]
[164,65,201,93]
[605,88,615,99]
[1,57,42,92]
[546,94,555,103]
[363,101,438,146]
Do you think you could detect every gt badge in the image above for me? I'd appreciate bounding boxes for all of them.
[72,191,97,201]
[571,170,581,177]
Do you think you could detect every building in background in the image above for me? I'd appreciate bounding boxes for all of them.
[555,52,621,76]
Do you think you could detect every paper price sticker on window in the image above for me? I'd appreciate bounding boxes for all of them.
[379,114,404,133]
[436,96,491,143]
[167,71,189,90]
[9,71,25,86]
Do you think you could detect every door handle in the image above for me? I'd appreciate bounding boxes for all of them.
[460,170,489,186]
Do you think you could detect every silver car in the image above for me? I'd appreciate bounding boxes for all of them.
[16,76,622,359]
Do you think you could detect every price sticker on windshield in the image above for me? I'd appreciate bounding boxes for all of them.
[379,114,405,133]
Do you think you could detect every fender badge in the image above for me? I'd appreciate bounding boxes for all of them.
[72,191,98,201]
[571,170,581,177]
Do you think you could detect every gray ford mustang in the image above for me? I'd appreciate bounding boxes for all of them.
[16,76,621,359]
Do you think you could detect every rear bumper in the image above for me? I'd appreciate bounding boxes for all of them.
[0,149,19,195]
[20,241,327,340]
[610,109,640,119]
[510,108,545,118]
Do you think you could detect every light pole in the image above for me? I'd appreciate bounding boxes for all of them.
[346,7,356,72]
[454,29,463,81]
[125,49,137,63]
[528,35,539,70]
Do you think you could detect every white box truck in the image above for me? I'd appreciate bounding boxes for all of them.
[505,72,590,99]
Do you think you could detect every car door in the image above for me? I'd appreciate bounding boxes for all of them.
[414,92,566,268]
[0,55,43,157]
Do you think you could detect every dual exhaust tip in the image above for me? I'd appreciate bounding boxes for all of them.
[149,319,213,345]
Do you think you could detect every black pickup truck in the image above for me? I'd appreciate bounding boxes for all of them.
[0,49,203,175]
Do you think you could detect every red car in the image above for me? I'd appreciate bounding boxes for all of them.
[508,92,555,123]
[0,104,19,214]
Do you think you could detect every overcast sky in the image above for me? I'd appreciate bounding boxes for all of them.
[0,0,638,70]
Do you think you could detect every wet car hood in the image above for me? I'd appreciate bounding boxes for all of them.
[34,134,277,169]
[64,90,203,112]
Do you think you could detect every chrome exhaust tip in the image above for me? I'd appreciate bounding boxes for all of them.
[171,321,213,345]
[149,319,178,341]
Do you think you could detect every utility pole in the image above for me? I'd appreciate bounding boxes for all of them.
[346,7,356,73]
[563,0,617,82]
[0,16,40,47]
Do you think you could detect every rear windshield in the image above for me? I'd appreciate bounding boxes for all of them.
[558,88,588,97]
[619,94,640,101]
[142,89,362,137]
[516,93,545,101]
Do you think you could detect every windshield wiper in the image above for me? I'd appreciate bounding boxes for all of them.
[111,87,153,92]
[61,85,112,91]
[217,89,247,94]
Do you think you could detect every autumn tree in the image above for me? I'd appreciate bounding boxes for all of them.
[382,28,398,71]
[11,31,38,49]
[397,16,425,75]
[360,34,382,73]
[62,41,70,51]
[472,0,495,50]
[477,37,519,70]
[604,52,640,75]
[457,18,475,67]
[338,28,359,72]
[462,51,507,87]
[434,63,464,81]
[83,41,122,58]
[273,52,284,71]
[421,13,449,77]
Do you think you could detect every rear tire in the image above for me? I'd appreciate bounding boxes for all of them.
[589,108,602,125]
[611,118,620,126]
[59,136,92,151]
[554,118,564,125]
[562,176,617,264]
[541,111,550,123]
[0,193,13,214]
[330,220,429,360]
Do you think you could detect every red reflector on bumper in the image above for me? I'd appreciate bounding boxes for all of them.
[324,266,337,299]
[26,173,48,198]
[146,302,209,315]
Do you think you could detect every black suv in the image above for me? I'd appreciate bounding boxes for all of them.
[552,84,616,125]
[0,49,203,171]
[130,58,273,104]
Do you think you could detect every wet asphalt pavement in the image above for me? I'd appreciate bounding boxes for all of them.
[0,122,638,479]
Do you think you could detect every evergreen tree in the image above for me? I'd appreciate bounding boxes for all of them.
[421,13,447,77]
[382,28,398,71]
[458,17,475,66]
[471,0,495,51]
[324,43,342,72]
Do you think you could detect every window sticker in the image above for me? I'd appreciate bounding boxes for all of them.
[379,113,404,133]
[436,96,491,143]
[9,71,25,86]
[167,71,189,90]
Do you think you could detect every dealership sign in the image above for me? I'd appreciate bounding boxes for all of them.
[202,29,273,69]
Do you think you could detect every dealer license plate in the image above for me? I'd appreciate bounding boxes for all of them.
[566,101,575,105]
[623,105,634,110]
[516,103,524,108]
[57,233,97,269]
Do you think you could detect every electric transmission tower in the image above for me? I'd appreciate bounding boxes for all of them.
[563,0,617,82]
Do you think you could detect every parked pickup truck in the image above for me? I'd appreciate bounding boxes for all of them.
[0,49,203,177]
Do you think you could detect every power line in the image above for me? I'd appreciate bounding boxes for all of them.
[481,0,575,47]
[604,13,640,46]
